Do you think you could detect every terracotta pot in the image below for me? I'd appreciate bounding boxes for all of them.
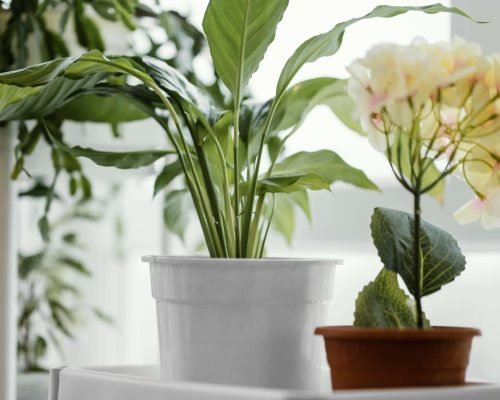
[315,325,481,389]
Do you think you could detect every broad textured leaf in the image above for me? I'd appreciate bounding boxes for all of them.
[276,4,477,97]
[354,268,429,328]
[164,189,191,241]
[371,207,466,297]
[272,150,378,190]
[203,0,288,102]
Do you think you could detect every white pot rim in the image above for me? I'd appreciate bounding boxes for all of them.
[142,255,343,265]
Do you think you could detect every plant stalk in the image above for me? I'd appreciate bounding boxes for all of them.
[413,189,424,329]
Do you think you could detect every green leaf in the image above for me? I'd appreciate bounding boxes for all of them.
[354,268,429,328]
[164,190,191,241]
[276,3,477,97]
[57,94,148,123]
[257,173,330,194]
[47,129,172,169]
[324,79,364,135]
[19,252,45,279]
[203,0,288,102]
[271,194,295,245]
[19,182,58,198]
[56,255,91,276]
[38,216,50,242]
[371,207,466,297]
[153,160,183,197]
[270,77,344,134]
[272,150,378,190]
[289,190,311,222]
[33,336,48,359]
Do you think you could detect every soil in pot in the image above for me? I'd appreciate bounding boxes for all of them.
[315,326,481,390]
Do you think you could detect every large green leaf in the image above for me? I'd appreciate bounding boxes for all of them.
[276,4,476,98]
[0,51,151,122]
[48,129,173,169]
[354,268,429,328]
[270,77,344,134]
[272,150,378,190]
[142,57,215,120]
[57,94,148,123]
[371,207,466,297]
[203,0,288,102]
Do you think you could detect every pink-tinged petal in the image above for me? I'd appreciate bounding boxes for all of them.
[453,199,482,225]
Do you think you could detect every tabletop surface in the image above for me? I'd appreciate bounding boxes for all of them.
[49,366,500,400]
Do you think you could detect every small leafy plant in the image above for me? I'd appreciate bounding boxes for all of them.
[0,2,475,257]
[349,38,500,329]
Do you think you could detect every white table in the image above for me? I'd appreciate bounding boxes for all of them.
[49,366,500,400]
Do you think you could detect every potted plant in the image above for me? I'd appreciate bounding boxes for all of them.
[0,1,476,390]
[316,37,495,389]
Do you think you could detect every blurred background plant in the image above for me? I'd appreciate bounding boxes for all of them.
[0,0,225,375]
[17,183,115,372]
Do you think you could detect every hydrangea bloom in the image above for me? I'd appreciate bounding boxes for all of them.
[348,37,500,230]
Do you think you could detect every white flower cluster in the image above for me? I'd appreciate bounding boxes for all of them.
[348,37,500,230]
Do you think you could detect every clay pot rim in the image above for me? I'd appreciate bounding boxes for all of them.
[315,325,481,339]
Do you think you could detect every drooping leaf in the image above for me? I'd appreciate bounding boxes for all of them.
[203,0,288,103]
[163,189,191,241]
[271,194,295,245]
[289,190,311,222]
[371,207,466,297]
[254,173,330,194]
[57,93,148,123]
[354,268,430,328]
[47,129,173,169]
[272,150,378,190]
[276,4,477,98]
[153,160,183,197]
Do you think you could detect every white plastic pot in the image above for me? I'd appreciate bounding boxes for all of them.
[142,256,342,390]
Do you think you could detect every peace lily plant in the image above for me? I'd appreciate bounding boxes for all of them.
[0,0,478,391]
[0,2,473,258]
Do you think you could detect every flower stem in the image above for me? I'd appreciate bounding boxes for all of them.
[413,189,424,329]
